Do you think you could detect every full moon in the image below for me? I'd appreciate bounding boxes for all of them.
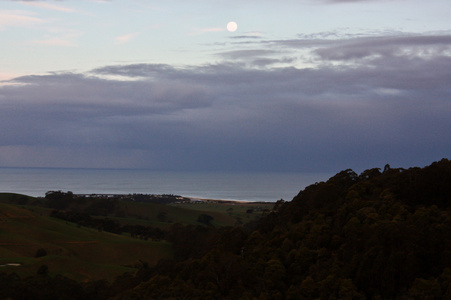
[227,21,238,32]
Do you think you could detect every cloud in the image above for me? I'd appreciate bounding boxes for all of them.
[30,27,82,47]
[0,8,81,46]
[1,32,450,171]
[85,0,111,3]
[312,34,451,62]
[189,27,224,36]
[32,37,76,47]
[322,0,385,3]
[0,145,148,169]
[217,49,278,60]
[91,64,177,79]
[20,2,76,13]
[0,10,43,30]
[214,50,296,67]
[0,72,21,84]
[115,32,140,44]
[230,35,263,40]
[226,31,451,69]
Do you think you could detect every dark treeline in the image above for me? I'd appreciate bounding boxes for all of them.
[1,158,450,299]
[45,191,119,214]
[45,191,186,210]
[50,210,164,240]
[127,193,186,204]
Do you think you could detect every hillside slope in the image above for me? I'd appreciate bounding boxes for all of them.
[0,202,172,281]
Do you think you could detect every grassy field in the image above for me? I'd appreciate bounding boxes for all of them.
[0,201,172,281]
[0,193,274,282]
[171,201,274,226]
[114,200,274,227]
[0,193,274,228]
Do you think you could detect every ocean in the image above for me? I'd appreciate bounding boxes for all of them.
[0,168,333,202]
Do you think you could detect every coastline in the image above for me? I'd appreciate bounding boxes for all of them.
[0,168,331,202]
[187,197,254,204]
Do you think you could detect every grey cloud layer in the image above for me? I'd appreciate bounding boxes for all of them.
[1,32,450,171]
[313,35,451,61]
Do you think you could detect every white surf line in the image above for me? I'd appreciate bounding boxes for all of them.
[0,263,21,267]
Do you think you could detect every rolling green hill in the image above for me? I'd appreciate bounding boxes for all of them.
[0,202,172,281]
[0,192,273,283]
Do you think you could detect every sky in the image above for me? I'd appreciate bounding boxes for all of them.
[0,0,450,173]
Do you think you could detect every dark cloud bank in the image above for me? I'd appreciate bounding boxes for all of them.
[1,33,450,172]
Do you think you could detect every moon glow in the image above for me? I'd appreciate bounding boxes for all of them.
[227,21,238,32]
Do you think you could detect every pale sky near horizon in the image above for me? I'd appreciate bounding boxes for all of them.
[0,0,450,173]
